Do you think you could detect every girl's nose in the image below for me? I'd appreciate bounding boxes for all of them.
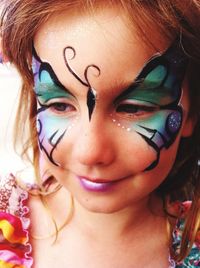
[72,119,116,167]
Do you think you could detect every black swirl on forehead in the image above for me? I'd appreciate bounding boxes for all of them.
[63,46,100,120]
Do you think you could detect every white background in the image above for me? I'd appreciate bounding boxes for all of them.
[0,63,26,176]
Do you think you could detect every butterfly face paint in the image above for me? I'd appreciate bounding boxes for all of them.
[63,46,100,120]
[32,45,101,167]
[112,41,188,170]
[32,48,78,166]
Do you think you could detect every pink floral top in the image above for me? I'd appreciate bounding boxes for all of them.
[0,174,32,268]
[0,174,199,267]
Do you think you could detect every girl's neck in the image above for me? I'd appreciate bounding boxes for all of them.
[70,194,165,241]
[30,190,170,268]
[29,187,166,242]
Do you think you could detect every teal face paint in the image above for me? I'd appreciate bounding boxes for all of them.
[35,73,71,102]
[113,41,188,170]
[32,48,77,166]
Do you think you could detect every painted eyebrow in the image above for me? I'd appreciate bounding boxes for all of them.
[32,46,75,98]
[114,56,168,103]
[114,40,188,104]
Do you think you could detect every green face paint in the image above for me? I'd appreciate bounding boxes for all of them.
[122,65,175,106]
[35,70,74,103]
[112,40,188,170]
[32,49,77,166]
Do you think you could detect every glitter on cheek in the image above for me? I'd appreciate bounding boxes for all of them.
[167,111,182,133]
[110,107,183,170]
[111,109,182,145]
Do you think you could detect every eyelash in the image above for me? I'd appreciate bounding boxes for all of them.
[116,101,159,117]
[38,99,158,119]
[40,100,76,115]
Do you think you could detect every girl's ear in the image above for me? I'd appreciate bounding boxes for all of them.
[181,114,197,137]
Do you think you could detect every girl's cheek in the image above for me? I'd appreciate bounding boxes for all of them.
[36,110,78,167]
[111,108,183,170]
[36,104,183,172]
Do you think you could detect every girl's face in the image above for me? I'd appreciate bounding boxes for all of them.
[33,8,193,213]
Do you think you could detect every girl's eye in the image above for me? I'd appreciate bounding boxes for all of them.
[116,103,158,116]
[48,102,76,113]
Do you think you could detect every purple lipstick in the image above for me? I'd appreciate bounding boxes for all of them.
[78,177,115,192]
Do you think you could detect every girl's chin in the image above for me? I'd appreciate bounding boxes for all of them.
[74,195,137,214]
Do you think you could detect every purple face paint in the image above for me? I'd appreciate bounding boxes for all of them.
[111,40,188,170]
[32,47,78,167]
[63,46,100,120]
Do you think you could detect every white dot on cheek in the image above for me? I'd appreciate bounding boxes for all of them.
[110,114,133,132]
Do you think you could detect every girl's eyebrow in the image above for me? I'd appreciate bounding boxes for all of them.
[115,60,167,102]
[113,54,168,103]
[114,39,188,103]
[32,46,75,98]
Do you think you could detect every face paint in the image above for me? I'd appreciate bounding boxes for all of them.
[112,41,188,170]
[32,48,77,166]
[63,46,100,120]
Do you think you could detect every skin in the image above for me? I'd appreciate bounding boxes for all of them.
[30,7,195,267]
[33,41,188,171]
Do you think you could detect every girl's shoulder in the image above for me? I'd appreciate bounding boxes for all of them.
[169,201,200,267]
[0,174,33,268]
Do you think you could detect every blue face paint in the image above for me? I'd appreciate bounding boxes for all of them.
[112,41,188,170]
[32,48,77,166]
[32,41,188,170]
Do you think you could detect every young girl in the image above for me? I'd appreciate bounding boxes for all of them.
[0,0,200,267]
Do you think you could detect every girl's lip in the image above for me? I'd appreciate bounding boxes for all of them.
[77,176,116,192]
[77,176,127,192]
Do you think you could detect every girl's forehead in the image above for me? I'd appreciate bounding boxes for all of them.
[33,8,170,96]
[34,7,168,53]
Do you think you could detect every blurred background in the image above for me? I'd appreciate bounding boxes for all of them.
[0,63,26,176]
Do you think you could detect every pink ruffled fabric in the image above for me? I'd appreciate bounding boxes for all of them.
[0,174,33,268]
[0,174,199,267]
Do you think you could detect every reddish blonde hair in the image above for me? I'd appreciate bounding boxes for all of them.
[1,0,200,261]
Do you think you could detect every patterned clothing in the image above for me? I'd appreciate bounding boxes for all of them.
[0,174,32,268]
[0,174,199,267]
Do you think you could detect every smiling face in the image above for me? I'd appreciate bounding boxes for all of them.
[33,8,193,213]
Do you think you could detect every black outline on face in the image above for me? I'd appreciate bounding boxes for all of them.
[114,40,188,171]
[32,47,73,166]
[63,46,100,120]
[139,108,183,170]
[36,107,67,166]
[32,40,188,170]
